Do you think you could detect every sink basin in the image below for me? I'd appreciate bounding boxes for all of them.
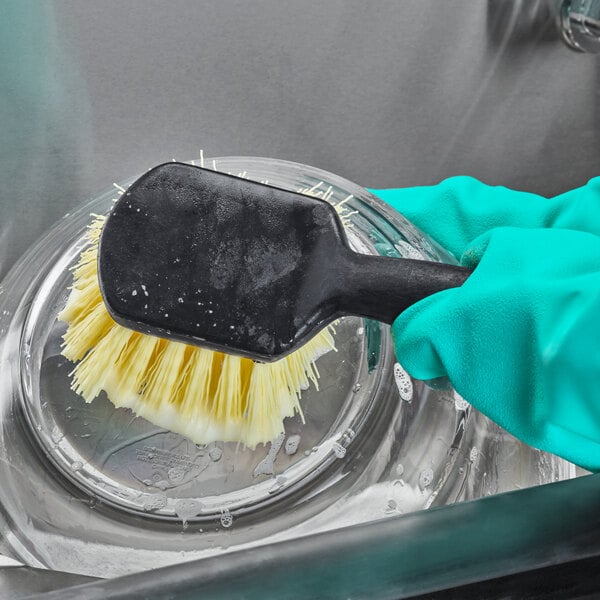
[0,157,573,578]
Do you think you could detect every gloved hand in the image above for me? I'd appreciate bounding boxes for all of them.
[370,177,600,471]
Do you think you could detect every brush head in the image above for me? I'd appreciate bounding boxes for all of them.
[98,163,347,362]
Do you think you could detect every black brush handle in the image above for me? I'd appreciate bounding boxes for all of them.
[337,251,472,324]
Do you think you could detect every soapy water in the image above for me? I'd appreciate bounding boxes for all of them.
[454,392,470,412]
[419,468,434,490]
[285,435,301,455]
[253,433,285,477]
[394,363,413,402]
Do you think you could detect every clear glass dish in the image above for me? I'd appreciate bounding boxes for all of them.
[0,156,573,578]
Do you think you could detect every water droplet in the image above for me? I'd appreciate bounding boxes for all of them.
[454,392,470,411]
[268,478,286,494]
[220,509,233,528]
[174,499,203,525]
[71,461,83,471]
[131,290,137,296]
[469,446,479,463]
[332,443,346,459]
[178,297,184,303]
[143,494,167,512]
[419,468,434,489]
[209,446,223,462]
[51,426,64,444]
[168,466,186,484]
[254,433,285,477]
[396,463,405,477]
[285,435,301,455]
[394,363,413,402]
[352,383,362,393]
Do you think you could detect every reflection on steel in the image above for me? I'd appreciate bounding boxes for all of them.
[556,0,600,52]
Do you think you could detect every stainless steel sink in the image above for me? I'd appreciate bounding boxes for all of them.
[1,1,599,597]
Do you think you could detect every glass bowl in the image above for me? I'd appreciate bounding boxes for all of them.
[0,157,573,577]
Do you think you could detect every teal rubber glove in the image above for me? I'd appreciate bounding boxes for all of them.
[370,177,600,471]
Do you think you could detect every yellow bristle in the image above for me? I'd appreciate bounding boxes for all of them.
[69,324,135,402]
[59,213,336,448]
[111,332,162,400]
[140,341,190,409]
[175,347,216,417]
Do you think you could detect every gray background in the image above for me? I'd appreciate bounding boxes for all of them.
[1,0,599,278]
